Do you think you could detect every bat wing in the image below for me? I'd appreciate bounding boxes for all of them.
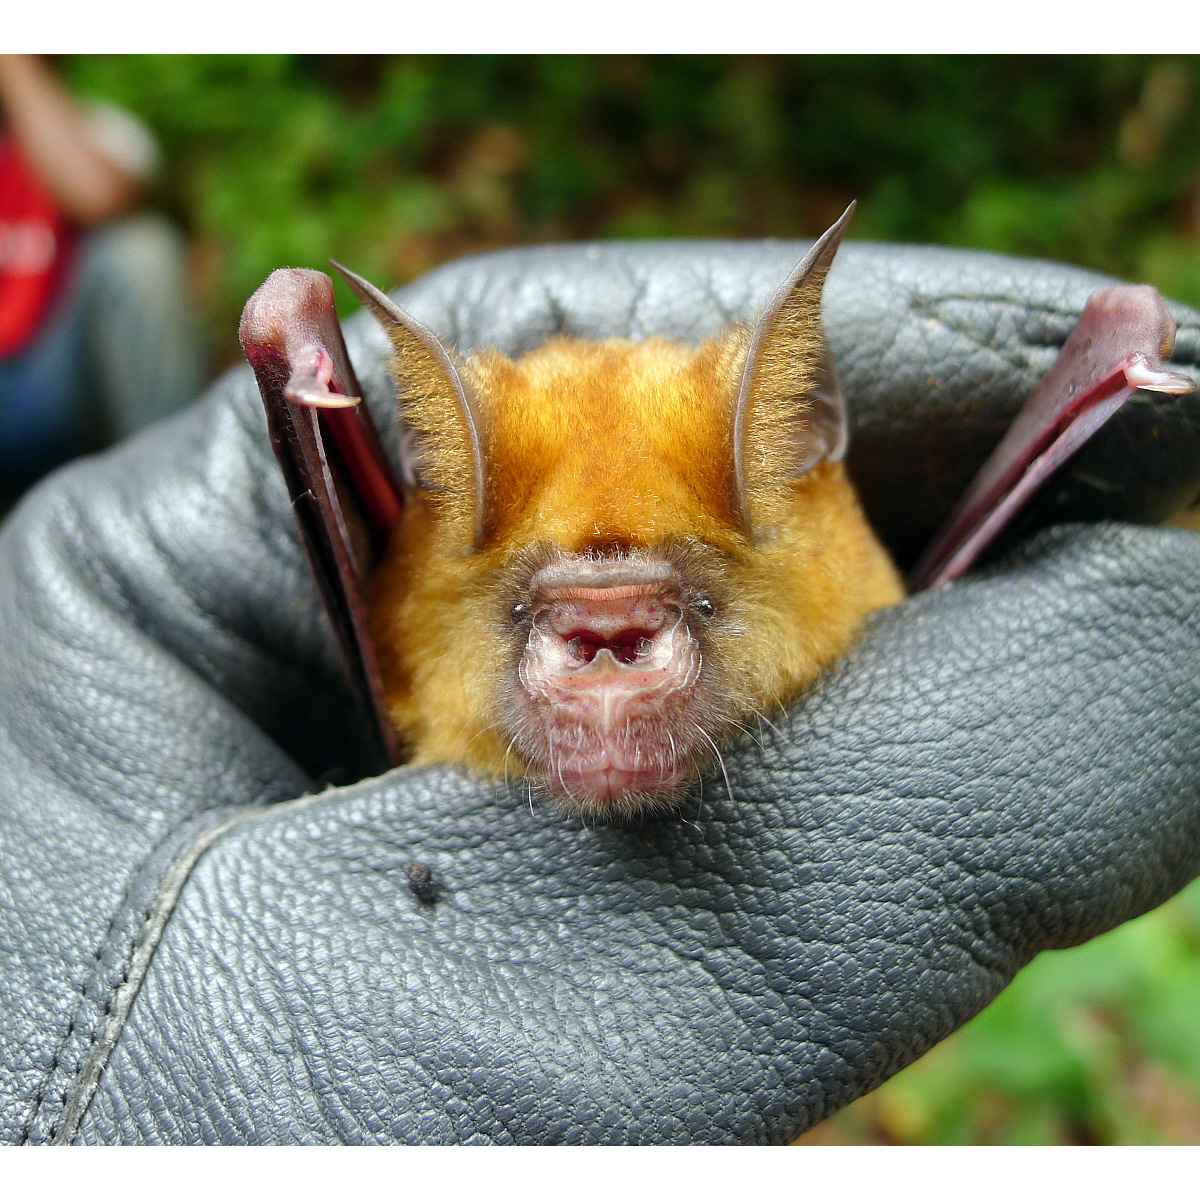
[240,268,404,770]
[908,285,1196,592]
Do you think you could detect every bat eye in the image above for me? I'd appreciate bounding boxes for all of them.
[511,602,530,625]
[693,595,715,618]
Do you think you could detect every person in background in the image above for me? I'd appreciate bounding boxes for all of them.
[0,54,203,493]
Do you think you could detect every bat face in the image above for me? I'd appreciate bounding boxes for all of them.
[469,335,745,815]
[349,206,903,819]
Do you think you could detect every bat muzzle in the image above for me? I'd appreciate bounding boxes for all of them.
[509,553,710,811]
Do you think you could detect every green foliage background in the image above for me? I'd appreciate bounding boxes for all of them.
[64,55,1200,369]
[63,55,1200,1143]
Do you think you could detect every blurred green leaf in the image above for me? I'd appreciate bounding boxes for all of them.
[806,876,1200,1144]
[60,54,1200,369]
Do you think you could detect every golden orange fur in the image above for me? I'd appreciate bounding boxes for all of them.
[367,329,903,778]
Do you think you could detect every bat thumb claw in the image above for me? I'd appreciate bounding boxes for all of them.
[284,385,362,409]
[283,344,363,409]
[1125,354,1196,396]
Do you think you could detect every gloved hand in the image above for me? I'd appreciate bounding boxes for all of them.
[3,241,1200,1145]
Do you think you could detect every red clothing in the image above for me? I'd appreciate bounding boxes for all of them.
[0,134,75,357]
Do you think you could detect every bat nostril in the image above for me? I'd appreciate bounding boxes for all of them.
[563,627,655,667]
[613,642,638,664]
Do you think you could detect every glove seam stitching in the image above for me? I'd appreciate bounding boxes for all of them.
[40,803,270,1145]
[41,781,385,1144]
[17,847,156,1146]
[13,787,244,1145]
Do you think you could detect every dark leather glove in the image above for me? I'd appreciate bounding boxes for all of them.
[3,241,1200,1145]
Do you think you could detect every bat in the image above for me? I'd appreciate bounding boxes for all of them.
[240,206,1193,821]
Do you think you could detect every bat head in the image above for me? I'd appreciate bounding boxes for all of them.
[338,204,901,819]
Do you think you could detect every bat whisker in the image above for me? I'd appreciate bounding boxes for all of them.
[501,734,519,795]
[693,721,734,806]
[756,711,784,741]
[688,765,706,829]
[727,717,766,750]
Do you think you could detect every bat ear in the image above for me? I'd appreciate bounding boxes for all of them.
[731,202,853,535]
[331,261,488,550]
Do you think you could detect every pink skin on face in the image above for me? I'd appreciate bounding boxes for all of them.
[514,561,705,806]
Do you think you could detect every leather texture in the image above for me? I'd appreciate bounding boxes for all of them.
[2,239,1200,1145]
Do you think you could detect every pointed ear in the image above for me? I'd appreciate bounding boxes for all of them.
[731,202,854,534]
[331,261,487,549]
